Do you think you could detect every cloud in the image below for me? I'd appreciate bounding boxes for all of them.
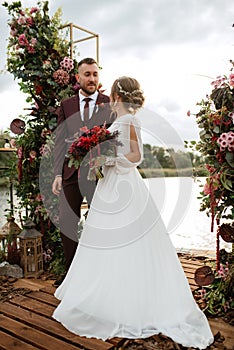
[0,0,233,142]
[49,0,234,55]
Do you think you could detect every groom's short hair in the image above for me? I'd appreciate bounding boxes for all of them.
[78,57,98,69]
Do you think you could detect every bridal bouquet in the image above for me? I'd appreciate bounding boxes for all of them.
[67,124,121,180]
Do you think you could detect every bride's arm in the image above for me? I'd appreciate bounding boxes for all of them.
[124,124,141,163]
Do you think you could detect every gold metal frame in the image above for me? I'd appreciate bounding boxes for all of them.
[60,23,99,63]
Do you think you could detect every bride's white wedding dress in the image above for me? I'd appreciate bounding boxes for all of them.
[53,114,214,349]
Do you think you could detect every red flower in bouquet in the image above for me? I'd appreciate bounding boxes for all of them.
[67,124,122,180]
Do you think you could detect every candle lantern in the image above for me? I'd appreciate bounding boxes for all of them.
[18,220,43,278]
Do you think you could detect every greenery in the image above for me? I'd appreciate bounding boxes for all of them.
[187,61,234,228]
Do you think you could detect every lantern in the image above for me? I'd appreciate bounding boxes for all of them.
[0,216,21,253]
[18,220,43,278]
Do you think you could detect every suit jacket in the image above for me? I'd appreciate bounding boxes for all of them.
[54,92,113,181]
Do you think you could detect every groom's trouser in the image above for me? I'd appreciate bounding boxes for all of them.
[59,170,96,271]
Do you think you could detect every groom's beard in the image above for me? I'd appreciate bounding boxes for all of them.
[80,84,97,96]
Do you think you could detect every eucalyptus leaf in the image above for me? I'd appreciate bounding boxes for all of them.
[225,152,234,168]
[199,130,207,136]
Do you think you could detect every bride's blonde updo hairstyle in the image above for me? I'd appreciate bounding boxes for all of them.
[111,76,145,114]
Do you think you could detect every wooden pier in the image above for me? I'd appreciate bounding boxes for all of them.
[0,256,233,350]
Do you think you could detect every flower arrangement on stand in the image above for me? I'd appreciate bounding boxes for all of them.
[2,0,80,275]
[188,60,234,321]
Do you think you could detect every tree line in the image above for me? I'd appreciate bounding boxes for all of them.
[0,131,207,184]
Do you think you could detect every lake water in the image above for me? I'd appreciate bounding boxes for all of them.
[0,177,231,253]
[145,177,231,253]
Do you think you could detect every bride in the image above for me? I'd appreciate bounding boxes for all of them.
[52,76,214,349]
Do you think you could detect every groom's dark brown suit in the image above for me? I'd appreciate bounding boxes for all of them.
[54,92,113,271]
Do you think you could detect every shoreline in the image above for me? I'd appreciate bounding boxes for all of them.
[176,247,216,259]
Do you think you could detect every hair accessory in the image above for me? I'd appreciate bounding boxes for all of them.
[117,81,143,96]
[128,106,135,114]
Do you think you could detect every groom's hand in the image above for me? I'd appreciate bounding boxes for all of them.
[52,176,62,195]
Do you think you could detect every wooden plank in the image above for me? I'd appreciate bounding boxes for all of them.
[27,290,59,307]
[184,271,195,278]
[39,285,56,295]
[0,314,84,350]
[181,263,205,271]
[180,256,206,263]
[209,318,234,350]
[0,303,114,350]
[0,330,40,350]
[14,278,54,291]
[180,260,205,269]
[182,264,204,271]
[107,337,125,347]
[9,295,54,318]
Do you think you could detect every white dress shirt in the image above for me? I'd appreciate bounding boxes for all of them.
[79,90,98,121]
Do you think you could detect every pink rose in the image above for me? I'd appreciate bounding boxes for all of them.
[203,182,211,195]
[10,28,17,37]
[30,38,37,46]
[26,17,34,26]
[35,194,45,202]
[18,33,28,46]
[29,150,37,161]
[10,139,16,148]
[17,15,26,25]
[229,74,234,87]
[27,45,35,53]
[30,7,39,14]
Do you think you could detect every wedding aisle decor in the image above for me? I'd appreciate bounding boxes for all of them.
[2,0,81,274]
[187,61,234,231]
[187,60,234,320]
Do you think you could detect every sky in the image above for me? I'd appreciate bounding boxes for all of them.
[0,0,234,147]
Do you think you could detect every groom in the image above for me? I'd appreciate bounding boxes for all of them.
[52,57,114,286]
